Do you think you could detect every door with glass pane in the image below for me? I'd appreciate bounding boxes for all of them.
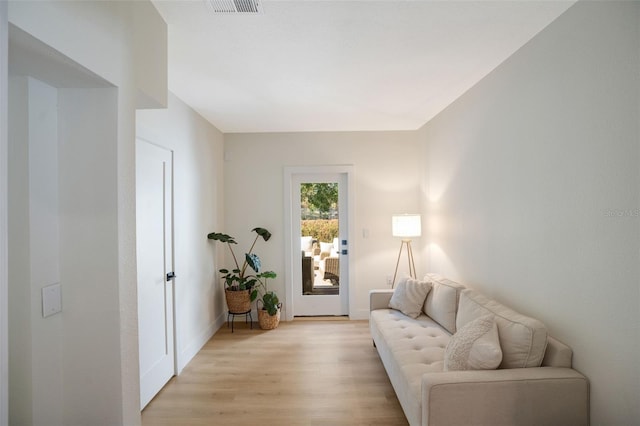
[292,173,348,316]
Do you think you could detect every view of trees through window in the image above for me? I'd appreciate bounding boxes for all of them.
[300,182,339,244]
[300,183,338,219]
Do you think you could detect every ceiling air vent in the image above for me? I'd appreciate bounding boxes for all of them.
[206,0,263,14]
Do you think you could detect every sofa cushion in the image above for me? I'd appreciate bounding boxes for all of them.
[301,236,314,253]
[319,241,334,254]
[389,277,432,319]
[369,309,449,426]
[423,274,466,334]
[444,315,502,371]
[457,290,548,368]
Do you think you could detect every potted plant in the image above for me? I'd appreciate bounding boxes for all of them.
[207,227,274,314]
[253,270,282,330]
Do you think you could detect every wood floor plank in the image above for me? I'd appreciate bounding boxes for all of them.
[142,319,408,425]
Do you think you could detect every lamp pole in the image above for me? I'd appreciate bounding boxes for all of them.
[391,214,421,288]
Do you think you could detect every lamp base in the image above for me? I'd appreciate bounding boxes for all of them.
[391,239,416,288]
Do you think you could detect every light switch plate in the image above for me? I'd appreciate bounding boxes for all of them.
[42,283,62,318]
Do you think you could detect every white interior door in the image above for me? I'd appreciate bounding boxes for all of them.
[136,139,175,410]
[292,172,349,316]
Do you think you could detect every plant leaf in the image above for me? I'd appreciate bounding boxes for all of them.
[252,227,272,242]
[246,253,261,273]
[259,271,276,279]
[207,232,237,244]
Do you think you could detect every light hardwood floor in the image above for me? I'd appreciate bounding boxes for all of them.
[142,319,408,426]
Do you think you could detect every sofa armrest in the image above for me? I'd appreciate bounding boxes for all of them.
[370,289,394,311]
[421,367,589,426]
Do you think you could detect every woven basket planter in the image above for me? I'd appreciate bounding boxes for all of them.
[258,304,282,330]
[225,289,252,313]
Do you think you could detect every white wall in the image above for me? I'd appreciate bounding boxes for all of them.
[420,2,639,424]
[8,76,66,425]
[133,1,167,109]
[8,1,167,424]
[0,2,7,424]
[59,87,121,425]
[26,78,62,426]
[8,76,124,426]
[7,75,32,426]
[224,131,422,319]
[136,93,225,371]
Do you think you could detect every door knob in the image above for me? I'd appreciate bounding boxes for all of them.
[166,272,176,281]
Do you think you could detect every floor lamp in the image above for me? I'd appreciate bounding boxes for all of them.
[391,214,421,288]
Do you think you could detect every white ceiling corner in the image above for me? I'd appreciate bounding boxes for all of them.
[151,0,576,133]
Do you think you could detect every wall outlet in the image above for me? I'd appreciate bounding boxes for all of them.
[386,275,392,287]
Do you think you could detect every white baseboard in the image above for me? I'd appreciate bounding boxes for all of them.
[176,312,226,373]
[350,309,370,320]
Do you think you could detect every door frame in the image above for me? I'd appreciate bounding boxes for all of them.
[283,165,355,321]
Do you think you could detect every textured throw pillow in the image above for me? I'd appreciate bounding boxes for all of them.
[388,277,432,319]
[444,315,502,371]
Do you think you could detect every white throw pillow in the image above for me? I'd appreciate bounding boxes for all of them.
[423,274,466,334]
[301,236,314,252]
[444,315,502,371]
[320,241,334,254]
[388,277,432,319]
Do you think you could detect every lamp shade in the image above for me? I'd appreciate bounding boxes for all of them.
[392,214,421,238]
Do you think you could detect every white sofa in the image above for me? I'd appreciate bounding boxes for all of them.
[370,274,589,426]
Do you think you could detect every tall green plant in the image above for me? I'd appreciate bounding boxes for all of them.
[207,227,274,292]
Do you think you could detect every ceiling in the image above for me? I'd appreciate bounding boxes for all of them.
[152,0,575,133]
